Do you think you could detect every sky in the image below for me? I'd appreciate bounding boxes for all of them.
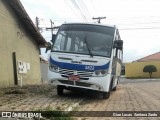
[20,0,160,62]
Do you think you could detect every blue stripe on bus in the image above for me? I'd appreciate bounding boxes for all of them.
[50,57,110,71]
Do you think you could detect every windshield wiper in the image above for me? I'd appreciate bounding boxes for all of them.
[84,34,93,57]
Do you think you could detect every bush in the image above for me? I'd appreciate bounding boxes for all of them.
[143,65,157,78]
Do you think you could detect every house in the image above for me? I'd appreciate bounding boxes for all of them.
[136,52,160,62]
[125,51,160,78]
[0,0,47,88]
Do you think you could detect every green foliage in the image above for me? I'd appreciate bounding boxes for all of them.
[143,65,157,78]
[33,107,73,120]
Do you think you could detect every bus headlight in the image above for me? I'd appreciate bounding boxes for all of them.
[49,63,59,72]
[95,70,101,75]
[93,69,108,77]
[101,70,108,75]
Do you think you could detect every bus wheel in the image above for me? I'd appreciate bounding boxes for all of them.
[102,91,110,99]
[57,85,64,95]
[112,86,117,91]
[112,80,118,91]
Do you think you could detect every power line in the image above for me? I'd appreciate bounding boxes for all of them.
[119,27,160,30]
[110,16,160,21]
[70,0,88,22]
[109,17,160,26]
[88,0,96,14]
[63,0,82,20]
[118,21,160,26]
[50,18,81,22]
[50,17,80,19]
[77,0,92,21]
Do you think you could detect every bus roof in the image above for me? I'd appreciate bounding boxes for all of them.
[62,22,117,29]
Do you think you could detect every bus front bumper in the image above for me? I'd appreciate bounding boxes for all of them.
[50,79,105,92]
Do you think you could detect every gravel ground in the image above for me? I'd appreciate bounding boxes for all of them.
[0,84,82,111]
[76,79,160,120]
[0,79,160,120]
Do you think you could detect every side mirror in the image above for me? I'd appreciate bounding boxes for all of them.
[45,42,52,53]
[51,34,56,43]
[113,40,123,50]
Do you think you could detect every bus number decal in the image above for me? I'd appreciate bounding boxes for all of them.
[85,66,94,71]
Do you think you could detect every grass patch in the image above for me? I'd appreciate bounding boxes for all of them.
[33,107,74,120]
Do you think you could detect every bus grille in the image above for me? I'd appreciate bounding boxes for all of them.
[58,80,74,85]
[59,68,93,80]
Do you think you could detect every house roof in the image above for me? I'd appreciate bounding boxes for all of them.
[4,0,47,47]
[135,51,160,62]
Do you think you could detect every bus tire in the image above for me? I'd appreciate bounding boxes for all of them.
[102,91,110,99]
[113,79,118,91]
[112,86,117,91]
[57,85,64,95]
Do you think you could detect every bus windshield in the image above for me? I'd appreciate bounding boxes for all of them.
[52,24,115,57]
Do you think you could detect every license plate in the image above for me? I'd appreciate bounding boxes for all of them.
[68,75,80,81]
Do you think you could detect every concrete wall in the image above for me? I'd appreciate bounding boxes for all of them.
[126,61,160,78]
[40,62,49,83]
[0,0,41,88]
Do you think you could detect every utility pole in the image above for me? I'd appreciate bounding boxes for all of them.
[92,17,106,23]
[35,17,39,30]
[46,26,60,31]
[46,20,60,34]
[50,20,54,35]
[45,21,60,53]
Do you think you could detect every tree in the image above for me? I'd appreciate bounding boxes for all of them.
[143,65,157,78]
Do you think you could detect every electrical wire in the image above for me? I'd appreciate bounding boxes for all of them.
[117,21,160,26]
[77,0,92,21]
[70,0,88,22]
[119,27,160,30]
[63,0,82,20]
